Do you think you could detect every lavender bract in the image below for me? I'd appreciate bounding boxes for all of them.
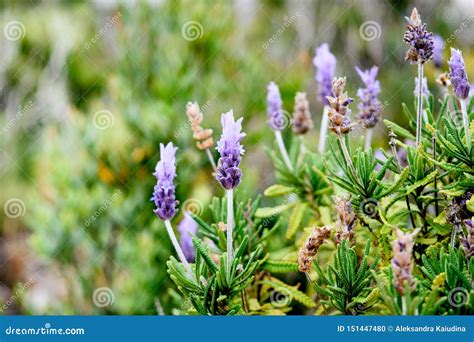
[177,213,198,262]
[151,143,178,220]
[313,43,337,105]
[356,66,381,128]
[449,48,470,100]
[403,8,434,64]
[215,110,246,190]
[266,82,285,130]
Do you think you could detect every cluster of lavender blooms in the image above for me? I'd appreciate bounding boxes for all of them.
[403,8,434,64]
[448,48,470,100]
[215,111,246,190]
[151,143,178,221]
[391,229,419,295]
[266,82,286,131]
[313,43,336,105]
[356,66,381,129]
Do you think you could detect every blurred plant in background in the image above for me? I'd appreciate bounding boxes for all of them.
[0,0,474,315]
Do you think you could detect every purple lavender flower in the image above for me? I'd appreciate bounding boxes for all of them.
[177,213,198,262]
[266,82,286,130]
[449,48,470,100]
[215,110,246,190]
[356,66,381,128]
[313,43,337,105]
[151,142,178,220]
[403,8,434,64]
[433,34,444,68]
[414,76,430,99]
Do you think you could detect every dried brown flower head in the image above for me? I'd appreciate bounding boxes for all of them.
[326,77,355,135]
[334,197,357,245]
[298,225,331,272]
[292,92,313,135]
[186,101,214,150]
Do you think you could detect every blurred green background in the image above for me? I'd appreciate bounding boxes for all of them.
[0,0,473,314]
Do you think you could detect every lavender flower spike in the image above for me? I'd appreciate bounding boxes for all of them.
[151,142,178,220]
[449,48,470,100]
[266,82,286,130]
[403,8,434,64]
[433,34,444,68]
[356,66,381,129]
[177,213,198,262]
[314,43,337,154]
[216,110,245,190]
[313,43,337,105]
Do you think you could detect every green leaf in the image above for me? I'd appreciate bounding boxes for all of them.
[255,202,296,218]
[384,119,416,140]
[263,184,296,197]
[405,170,438,194]
[261,260,299,273]
[286,202,308,239]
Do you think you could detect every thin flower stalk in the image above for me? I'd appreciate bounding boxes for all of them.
[318,106,330,154]
[215,110,245,278]
[152,143,195,281]
[266,82,293,171]
[403,8,434,145]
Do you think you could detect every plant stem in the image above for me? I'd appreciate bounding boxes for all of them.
[364,127,373,152]
[460,99,471,149]
[389,131,416,228]
[451,222,460,248]
[164,219,195,281]
[402,295,407,315]
[318,106,329,154]
[205,148,217,173]
[416,62,424,146]
[337,134,357,179]
[432,133,439,217]
[226,189,234,281]
[274,130,293,171]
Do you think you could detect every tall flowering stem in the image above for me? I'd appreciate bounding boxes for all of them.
[403,8,434,146]
[326,77,357,177]
[152,143,195,280]
[267,82,293,171]
[215,110,245,278]
[355,66,381,151]
[313,43,336,154]
[449,48,471,148]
